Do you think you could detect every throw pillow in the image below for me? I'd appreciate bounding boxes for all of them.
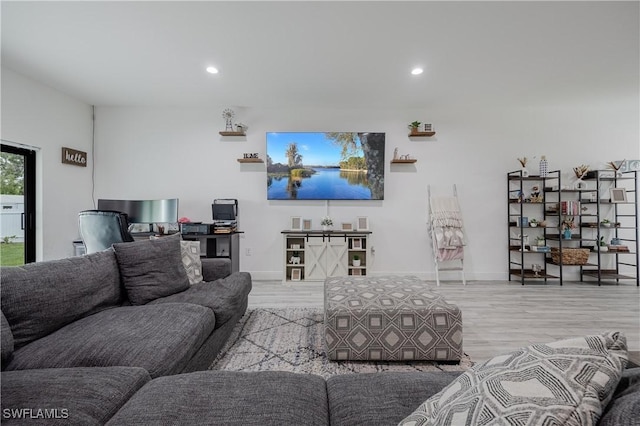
[180,240,203,285]
[399,331,628,426]
[113,233,190,305]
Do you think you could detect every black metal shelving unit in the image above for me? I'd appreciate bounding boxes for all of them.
[508,170,561,285]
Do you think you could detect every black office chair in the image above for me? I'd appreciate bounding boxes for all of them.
[78,210,135,254]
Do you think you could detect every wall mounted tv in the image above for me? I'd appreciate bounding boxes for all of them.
[266,132,385,200]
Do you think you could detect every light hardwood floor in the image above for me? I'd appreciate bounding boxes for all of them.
[248,280,640,363]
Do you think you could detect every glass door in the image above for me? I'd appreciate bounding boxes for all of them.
[1,143,36,265]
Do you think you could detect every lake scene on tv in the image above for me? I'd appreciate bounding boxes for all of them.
[266,132,385,200]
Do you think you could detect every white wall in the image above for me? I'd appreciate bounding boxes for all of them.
[1,67,94,260]
[95,100,639,280]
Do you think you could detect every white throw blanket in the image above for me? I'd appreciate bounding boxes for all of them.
[430,196,466,251]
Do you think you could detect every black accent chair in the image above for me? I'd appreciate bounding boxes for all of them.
[78,210,135,254]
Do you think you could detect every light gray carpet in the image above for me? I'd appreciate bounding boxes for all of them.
[209,307,472,378]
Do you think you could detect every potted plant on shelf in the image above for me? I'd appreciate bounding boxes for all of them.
[598,236,609,252]
[535,235,546,247]
[600,219,611,228]
[352,254,361,267]
[320,216,333,231]
[408,121,422,135]
[529,218,539,228]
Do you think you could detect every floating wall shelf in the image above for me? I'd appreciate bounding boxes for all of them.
[219,131,246,137]
[237,158,264,163]
[391,159,417,164]
[408,131,436,137]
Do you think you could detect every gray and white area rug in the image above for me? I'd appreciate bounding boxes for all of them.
[209,307,472,379]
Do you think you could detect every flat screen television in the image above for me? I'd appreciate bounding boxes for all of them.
[266,132,385,200]
[97,198,179,223]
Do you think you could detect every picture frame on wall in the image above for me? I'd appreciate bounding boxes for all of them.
[341,222,353,231]
[291,268,301,281]
[303,219,312,230]
[610,188,627,203]
[290,216,302,231]
[356,216,369,231]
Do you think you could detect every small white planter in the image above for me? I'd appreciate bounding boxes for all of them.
[352,259,361,267]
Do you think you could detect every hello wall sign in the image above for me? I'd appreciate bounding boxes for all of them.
[61,147,87,167]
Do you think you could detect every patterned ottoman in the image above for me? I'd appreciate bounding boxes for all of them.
[324,275,463,361]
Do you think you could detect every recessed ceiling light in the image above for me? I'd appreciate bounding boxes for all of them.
[206,66,219,74]
[411,68,424,75]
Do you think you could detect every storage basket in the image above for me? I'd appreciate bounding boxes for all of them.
[550,248,589,265]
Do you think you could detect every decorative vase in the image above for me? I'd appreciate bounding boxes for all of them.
[574,178,586,189]
[352,259,361,267]
[521,168,529,178]
[563,229,572,240]
[322,225,331,231]
[539,156,548,177]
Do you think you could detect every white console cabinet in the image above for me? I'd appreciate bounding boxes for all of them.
[282,231,371,282]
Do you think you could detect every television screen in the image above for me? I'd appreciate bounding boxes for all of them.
[266,132,385,200]
[97,198,178,223]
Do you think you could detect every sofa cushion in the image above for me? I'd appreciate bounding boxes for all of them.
[106,371,329,426]
[5,304,215,378]
[400,331,628,426]
[599,367,640,425]
[0,250,122,349]
[327,372,462,425]
[113,233,190,305]
[1,367,150,425]
[149,272,252,329]
[1,310,14,367]
[2,367,151,425]
[181,240,203,284]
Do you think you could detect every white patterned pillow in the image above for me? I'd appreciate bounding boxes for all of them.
[180,240,203,285]
[399,331,628,426]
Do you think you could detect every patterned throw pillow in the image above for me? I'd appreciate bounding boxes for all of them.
[180,240,203,285]
[399,331,628,426]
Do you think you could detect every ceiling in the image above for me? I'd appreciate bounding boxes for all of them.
[2,1,638,109]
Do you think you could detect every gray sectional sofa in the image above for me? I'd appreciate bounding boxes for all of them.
[1,233,252,424]
[2,234,639,425]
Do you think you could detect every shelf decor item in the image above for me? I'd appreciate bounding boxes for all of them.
[610,188,627,203]
[517,157,529,177]
[352,254,361,267]
[561,216,575,239]
[572,164,589,189]
[320,216,333,231]
[222,108,235,131]
[551,248,589,265]
[408,121,421,135]
[539,155,548,177]
[606,160,624,177]
[290,216,302,231]
[356,216,369,231]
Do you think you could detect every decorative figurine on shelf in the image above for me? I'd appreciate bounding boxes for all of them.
[222,108,235,131]
[236,123,248,133]
[529,185,543,203]
[532,263,542,277]
[517,157,529,177]
[393,147,399,160]
[561,216,576,240]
